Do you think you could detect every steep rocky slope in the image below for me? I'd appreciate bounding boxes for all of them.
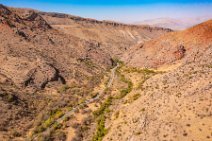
[0,4,112,89]
[104,47,212,141]
[102,20,212,141]
[123,20,212,68]
[39,12,171,56]
[0,4,111,140]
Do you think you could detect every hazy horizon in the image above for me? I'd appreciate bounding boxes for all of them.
[1,0,212,23]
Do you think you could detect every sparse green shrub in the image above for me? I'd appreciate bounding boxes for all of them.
[116,74,133,99]
[63,116,70,122]
[135,131,142,135]
[78,98,86,105]
[111,58,124,67]
[7,94,15,102]
[93,96,112,117]
[132,93,141,100]
[34,109,64,134]
[104,77,110,86]
[140,108,145,112]
[52,123,62,130]
[37,133,51,141]
[52,130,66,141]
[91,93,98,98]
[176,92,182,98]
[92,115,107,141]
[57,85,70,94]
[43,117,54,129]
[83,59,97,69]
[137,72,155,89]
[4,94,18,103]
[207,64,212,68]
[12,130,21,137]
[119,89,129,98]
[34,126,45,134]
[123,67,156,74]
[142,68,156,75]
[89,73,104,87]
[92,96,113,141]
[50,109,64,119]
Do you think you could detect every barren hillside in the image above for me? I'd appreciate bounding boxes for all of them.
[102,20,212,141]
[0,4,171,141]
[39,12,171,56]
[104,47,212,141]
[123,20,212,68]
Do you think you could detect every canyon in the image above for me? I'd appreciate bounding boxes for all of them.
[0,4,211,141]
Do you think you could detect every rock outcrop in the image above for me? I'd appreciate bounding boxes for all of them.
[23,63,65,89]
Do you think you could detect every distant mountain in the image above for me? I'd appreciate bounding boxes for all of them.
[135,16,212,30]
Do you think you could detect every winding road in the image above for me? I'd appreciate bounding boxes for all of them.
[57,63,119,123]
[32,63,119,140]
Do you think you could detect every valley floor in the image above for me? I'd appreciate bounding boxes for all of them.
[24,54,211,141]
[56,59,212,141]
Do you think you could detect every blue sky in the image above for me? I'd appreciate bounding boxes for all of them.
[0,0,212,22]
[1,0,211,5]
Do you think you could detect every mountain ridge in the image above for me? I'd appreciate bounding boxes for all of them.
[135,16,212,30]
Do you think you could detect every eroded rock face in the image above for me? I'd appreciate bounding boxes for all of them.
[0,73,13,85]
[0,5,20,27]
[23,11,52,30]
[174,45,186,60]
[23,63,65,89]
[0,5,51,35]
[0,4,11,15]
[0,55,65,89]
